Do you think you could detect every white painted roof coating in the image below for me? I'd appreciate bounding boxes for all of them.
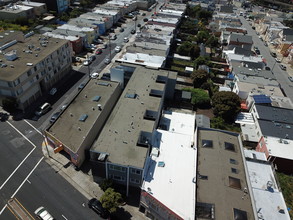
[142,111,196,219]
[117,53,165,68]
[265,136,293,160]
[246,157,290,220]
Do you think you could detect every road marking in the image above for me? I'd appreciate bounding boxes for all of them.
[24,120,43,136]
[26,179,31,184]
[0,121,37,190]
[14,197,35,220]
[62,214,69,220]
[0,204,7,216]
[11,156,44,198]
[6,204,20,220]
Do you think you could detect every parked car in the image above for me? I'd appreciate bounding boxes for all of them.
[265,66,271,71]
[142,13,146,16]
[280,64,287,71]
[78,83,86,90]
[288,76,293,82]
[143,18,148,22]
[137,24,141,28]
[89,55,96,62]
[50,112,61,123]
[88,198,110,218]
[255,49,260,55]
[264,42,268,46]
[83,59,91,66]
[131,29,136,34]
[90,72,99,79]
[119,28,124,32]
[114,46,121,53]
[96,49,102,55]
[270,52,277,58]
[49,88,57,95]
[104,58,111,65]
[123,37,129,43]
[275,58,281,63]
[35,103,51,116]
[34,207,54,220]
[110,34,117,40]
[60,103,68,111]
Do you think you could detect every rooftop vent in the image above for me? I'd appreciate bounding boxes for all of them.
[156,75,167,84]
[137,131,152,147]
[144,110,158,121]
[79,114,88,122]
[125,93,137,99]
[149,89,163,98]
[92,95,101,102]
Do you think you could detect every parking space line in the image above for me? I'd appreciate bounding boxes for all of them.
[0,121,37,190]
[0,204,7,216]
[11,156,44,198]
[6,204,20,220]
[24,120,43,136]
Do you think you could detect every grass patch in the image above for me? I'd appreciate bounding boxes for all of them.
[172,59,194,67]
[170,65,185,72]
[276,172,293,218]
[210,117,241,133]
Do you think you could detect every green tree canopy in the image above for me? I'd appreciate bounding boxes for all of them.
[100,188,123,213]
[183,88,210,108]
[206,35,219,48]
[196,30,209,43]
[191,69,209,88]
[212,91,241,123]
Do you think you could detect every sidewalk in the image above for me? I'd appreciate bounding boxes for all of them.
[41,142,146,220]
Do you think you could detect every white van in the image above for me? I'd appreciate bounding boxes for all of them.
[35,103,51,116]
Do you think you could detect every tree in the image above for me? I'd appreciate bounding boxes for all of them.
[212,91,241,123]
[206,35,219,48]
[100,178,113,191]
[191,69,209,88]
[183,88,210,108]
[100,188,123,213]
[176,41,193,56]
[194,56,210,68]
[190,45,200,59]
[196,30,209,44]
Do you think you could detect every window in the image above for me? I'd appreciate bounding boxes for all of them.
[229,176,241,189]
[34,66,37,72]
[230,159,237,165]
[233,208,248,220]
[13,78,20,86]
[109,174,125,182]
[196,203,215,219]
[225,142,235,152]
[109,165,126,172]
[202,140,213,148]
[27,70,32,76]
[131,169,141,175]
[231,168,238,174]
[130,178,140,184]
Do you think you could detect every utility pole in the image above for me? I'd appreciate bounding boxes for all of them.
[109,35,112,60]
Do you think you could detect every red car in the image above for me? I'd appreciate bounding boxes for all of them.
[95,49,102,55]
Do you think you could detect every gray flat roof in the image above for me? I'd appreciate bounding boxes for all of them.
[47,80,120,153]
[91,64,171,168]
[232,64,276,80]
[0,30,23,46]
[236,74,279,86]
[197,128,255,219]
[255,104,293,124]
[0,34,68,82]
[259,120,293,140]
[126,46,167,57]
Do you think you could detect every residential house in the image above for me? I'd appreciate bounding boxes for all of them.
[244,149,291,218]
[33,0,69,14]
[0,4,34,20]
[21,1,47,16]
[140,110,196,220]
[227,33,253,50]
[196,128,256,219]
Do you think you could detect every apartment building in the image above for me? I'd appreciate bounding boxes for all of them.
[0,31,72,110]
[90,64,177,195]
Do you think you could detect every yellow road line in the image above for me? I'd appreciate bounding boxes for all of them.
[14,198,35,220]
[6,204,20,220]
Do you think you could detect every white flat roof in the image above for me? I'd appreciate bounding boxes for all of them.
[117,53,165,68]
[226,53,263,63]
[93,9,118,16]
[142,111,196,219]
[43,32,78,41]
[244,149,267,161]
[57,24,94,32]
[235,112,255,124]
[22,1,46,7]
[265,136,293,160]
[151,17,179,24]
[246,158,290,220]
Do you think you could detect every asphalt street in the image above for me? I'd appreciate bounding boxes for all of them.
[239,14,293,99]
[0,118,101,219]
